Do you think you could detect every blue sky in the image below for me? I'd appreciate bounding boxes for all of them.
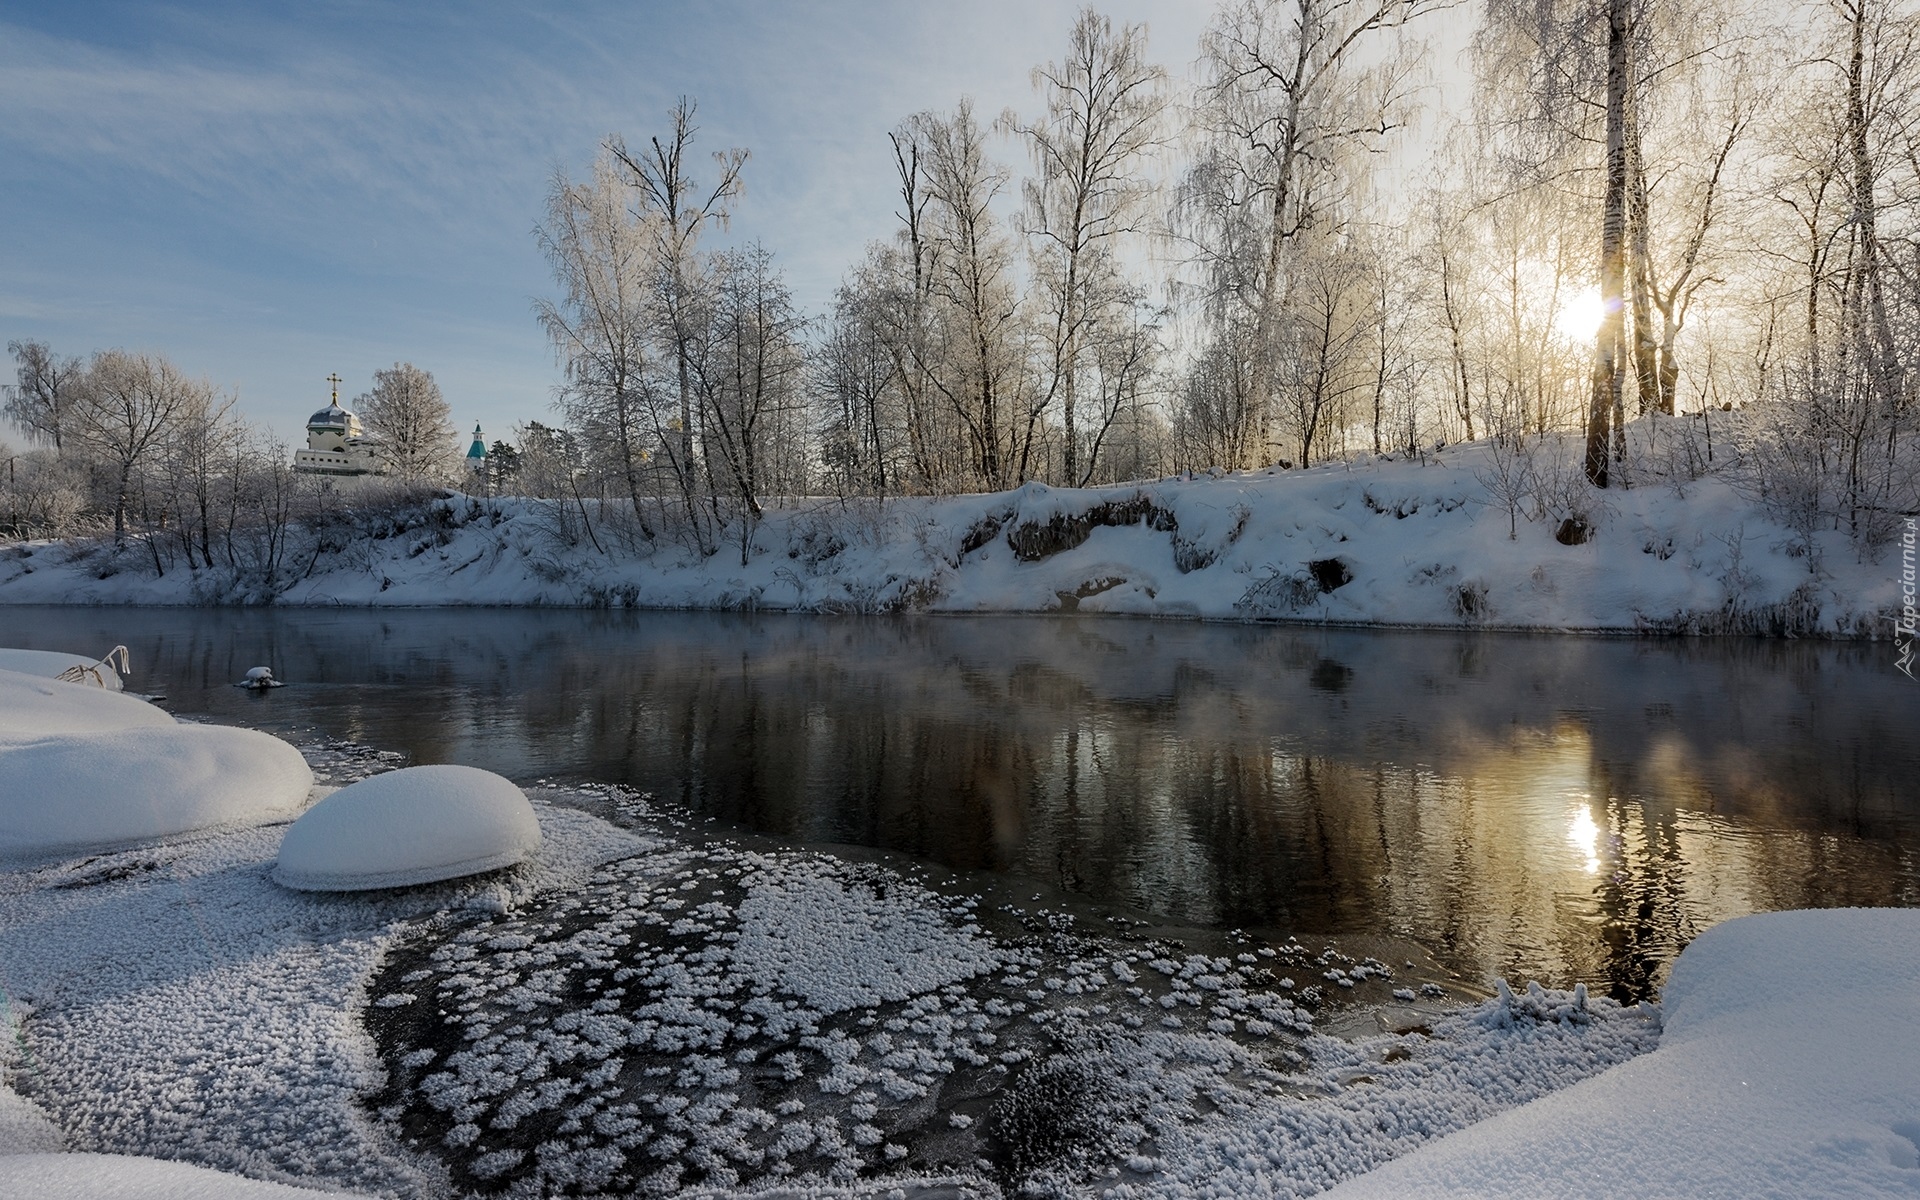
[1,0,1463,448]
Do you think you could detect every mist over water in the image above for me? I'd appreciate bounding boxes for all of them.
[12,606,1916,1000]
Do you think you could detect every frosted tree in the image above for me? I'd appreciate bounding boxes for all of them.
[1179,0,1447,468]
[1750,0,1919,537]
[68,351,213,543]
[815,265,906,498]
[4,340,83,455]
[1476,0,1750,483]
[151,382,241,571]
[356,362,456,483]
[1008,8,1167,485]
[606,96,747,549]
[904,102,1033,489]
[692,244,808,560]
[535,154,658,542]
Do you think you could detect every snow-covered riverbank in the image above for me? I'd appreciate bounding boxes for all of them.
[1324,907,1920,1198]
[0,432,1902,637]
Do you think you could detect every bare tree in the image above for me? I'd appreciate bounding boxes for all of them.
[911,102,1032,489]
[153,383,241,570]
[536,155,660,544]
[1173,331,1262,470]
[357,362,456,483]
[1274,245,1374,467]
[68,351,210,543]
[1009,8,1167,485]
[816,271,902,498]
[607,96,748,549]
[1078,291,1165,484]
[1181,0,1448,467]
[4,340,83,454]
[692,244,808,561]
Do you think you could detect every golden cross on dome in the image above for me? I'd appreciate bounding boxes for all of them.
[325,373,343,405]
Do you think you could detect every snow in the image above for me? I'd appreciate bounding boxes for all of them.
[371,831,1659,1197]
[273,764,542,891]
[0,726,311,864]
[0,648,124,689]
[0,1154,365,1198]
[730,862,999,1014]
[0,668,312,864]
[0,740,654,1196]
[1322,908,1920,1199]
[0,427,1894,637]
[0,997,63,1154]
[0,666,172,738]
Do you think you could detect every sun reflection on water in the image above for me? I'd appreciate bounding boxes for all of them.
[1568,806,1602,874]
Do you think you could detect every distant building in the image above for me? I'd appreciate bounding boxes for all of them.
[293,374,385,478]
[465,423,488,491]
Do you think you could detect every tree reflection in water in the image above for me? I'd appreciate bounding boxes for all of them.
[10,607,1916,1000]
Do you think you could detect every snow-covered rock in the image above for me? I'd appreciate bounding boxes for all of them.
[0,1154,367,1199]
[272,764,541,891]
[1322,907,1920,1198]
[237,666,284,690]
[0,667,172,739]
[0,648,124,689]
[0,723,313,864]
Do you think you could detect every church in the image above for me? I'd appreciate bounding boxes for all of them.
[292,374,384,478]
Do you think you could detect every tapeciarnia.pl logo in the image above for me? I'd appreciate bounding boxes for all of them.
[1898,516,1917,679]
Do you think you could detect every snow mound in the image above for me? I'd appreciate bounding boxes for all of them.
[272,764,541,891]
[0,724,312,864]
[1324,908,1920,1198]
[0,667,172,738]
[0,1154,366,1199]
[0,648,124,689]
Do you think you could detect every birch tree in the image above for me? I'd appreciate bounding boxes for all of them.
[1181,0,1448,468]
[535,155,658,542]
[4,341,82,455]
[1009,8,1167,485]
[912,102,1032,489]
[607,97,747,548]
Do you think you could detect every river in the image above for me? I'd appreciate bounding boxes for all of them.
[7,606,1915,1000]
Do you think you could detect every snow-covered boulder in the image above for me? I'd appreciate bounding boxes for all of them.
[0,667,171,739]
[0,647,125,690]
[272,765,541,891]
[0,723,313,864]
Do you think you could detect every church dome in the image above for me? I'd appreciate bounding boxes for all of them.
[307,405,353,431]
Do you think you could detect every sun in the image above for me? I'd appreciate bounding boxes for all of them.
[1555,288,1606,342]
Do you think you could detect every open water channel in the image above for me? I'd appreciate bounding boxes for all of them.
[8,606,1916,1001]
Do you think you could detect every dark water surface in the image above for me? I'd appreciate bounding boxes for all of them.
[7,606,1917,999]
